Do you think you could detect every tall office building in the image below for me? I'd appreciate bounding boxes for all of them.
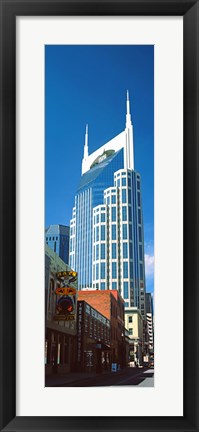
[69,92,146,316]
[45,224,70,264]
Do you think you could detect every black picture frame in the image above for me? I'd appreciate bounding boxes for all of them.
[0,1,199,431]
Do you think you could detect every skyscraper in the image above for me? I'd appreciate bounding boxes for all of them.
[69,92,146,316]
[46,224,70,264]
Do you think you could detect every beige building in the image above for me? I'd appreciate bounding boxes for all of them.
[125,307,143,366]
[45,244,77,377]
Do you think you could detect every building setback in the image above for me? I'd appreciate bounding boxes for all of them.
[46,224,70,264]
[69,92,146,316]
[77,290,126,367]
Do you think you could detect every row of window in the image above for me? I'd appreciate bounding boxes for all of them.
[115,177,127,188]
[94,206,106,214]
[94,205,127,224]
[93,221,142,243]
[46,236,58,241]
[94,213,106,224]
[94,243,106,260]
[94,225,106,242]
[93,262,131,280]
[93,223,133,241]
[93,204,141,227]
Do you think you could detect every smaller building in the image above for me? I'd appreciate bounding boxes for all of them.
[77,300,111,373]
[145,292,154,357]
[125,307,143,366]
[45,224,70,264]
[45,244,77,377]
[78,290,126,367]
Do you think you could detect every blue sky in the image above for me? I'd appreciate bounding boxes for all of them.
[45,45,154,293]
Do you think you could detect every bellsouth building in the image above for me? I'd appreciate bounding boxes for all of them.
[69,92,146,316]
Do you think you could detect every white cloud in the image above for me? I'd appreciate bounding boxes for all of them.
[145,254,154,277]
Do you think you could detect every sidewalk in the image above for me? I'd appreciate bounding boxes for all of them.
[45,367,128,387]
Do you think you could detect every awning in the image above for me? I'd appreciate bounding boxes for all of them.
[94,341,111,351]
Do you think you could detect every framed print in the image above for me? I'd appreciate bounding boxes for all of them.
[0,0,199,431]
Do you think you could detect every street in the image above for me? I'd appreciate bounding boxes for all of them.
[57,367,154,387]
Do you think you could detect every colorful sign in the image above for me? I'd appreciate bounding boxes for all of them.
[56,270,77,285]
[54,269,78,321]
[55,287,76,296]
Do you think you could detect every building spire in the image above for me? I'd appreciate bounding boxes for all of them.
[84,124,89,159]
[124,90,134,170]
[126,89,132,125]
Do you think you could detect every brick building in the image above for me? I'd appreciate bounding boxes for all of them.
[77,300,111,373]
[78,290,126,367]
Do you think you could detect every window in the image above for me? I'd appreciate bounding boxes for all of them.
[101,213,105,222]
[129,226,132,240]
[101,225,105,241]
[128,189,131,204]
[129,328,133,335]
[122,206,127,221]
[124,281,128,299]
[138,192,141,207]
[130,244,133,260]
[122,224,127,240]
[110,207,116,223]
[112,243,117,259]
[111,195,116,204]
[138,226,142,242]
[112,225,116,240]
[122,189,127,203]
[101,282,105,290]
[138,209,141,225]
[139,245,142,260]
[123,243,128,258]
[101,263,105,279]
[128,316,132,323]
[123,262,128,278]
[137,179,140,190]
[128,206,132,221]
[112,282,117,289]
[101,243,105,259]
[96,244,99,260]
[140,264,143,279]
[112,262,117,278]
[96,214,99,224]
[122,177,126,186]
[96,226,99,242]
[96,263,99,280]
[117,178,120,187]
